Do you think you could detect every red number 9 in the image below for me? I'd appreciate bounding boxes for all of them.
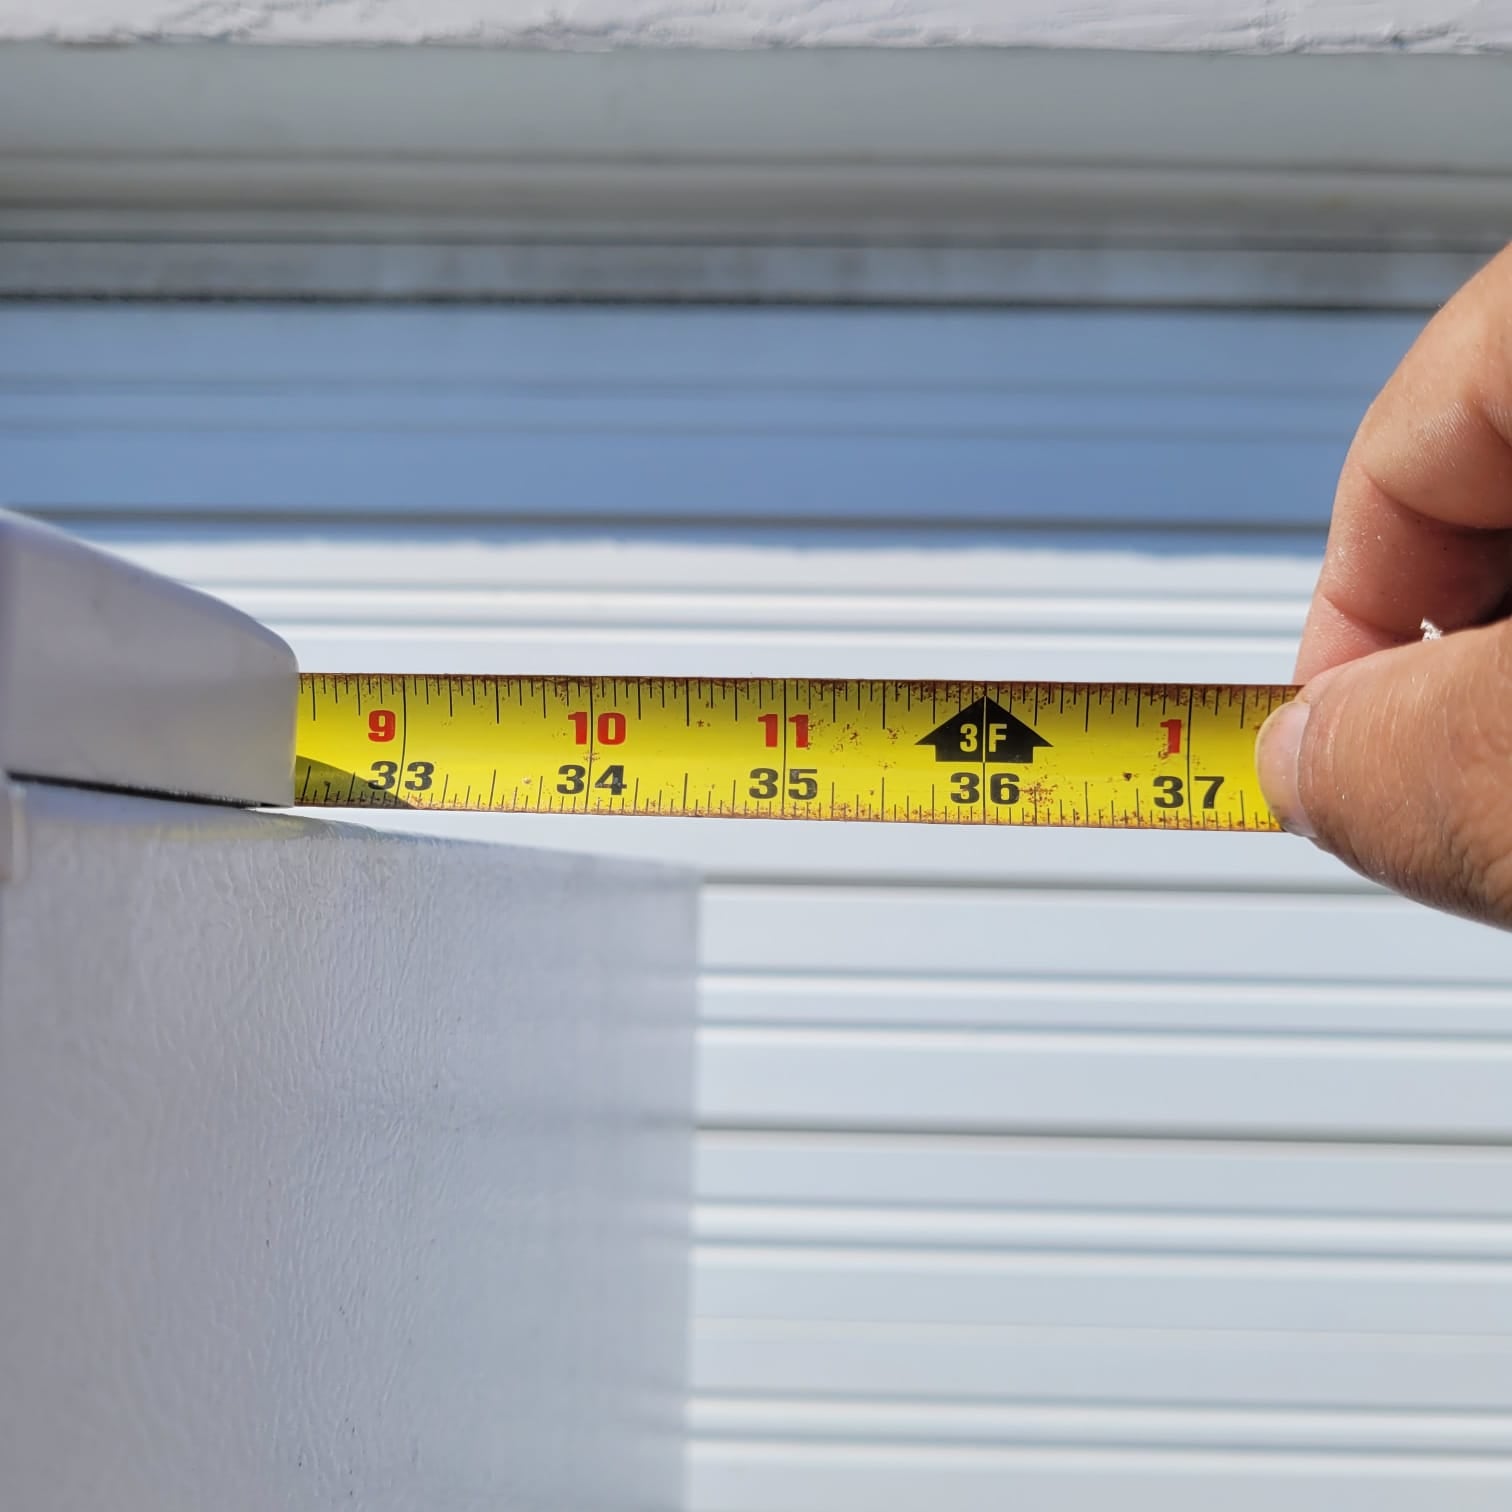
[368,709,397,743]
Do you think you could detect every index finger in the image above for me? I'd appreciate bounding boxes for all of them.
[1297,244,1512,683]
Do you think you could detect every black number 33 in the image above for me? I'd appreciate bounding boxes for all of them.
[370,759,434,793]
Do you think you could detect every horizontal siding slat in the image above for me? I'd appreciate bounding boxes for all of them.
[0,306,1419,390]
[0,387,1365,436]
[278,626,1302,686]
[692,1319,1512,1410]
[1,431,1348,526]
[695,1133,1512,1218]
[104,535,1323,598]
[701,886,1512,983]
[690,1396,1512,1454]
[696,1203,1512,1261]
[694,1247,1512,1333]
[169,584,1308,638]
[700,975,1512,1034]
[688,1442,1512,1512]
[698,1025,1512,1137]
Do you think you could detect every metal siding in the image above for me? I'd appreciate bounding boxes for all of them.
[6,302,1512,1510]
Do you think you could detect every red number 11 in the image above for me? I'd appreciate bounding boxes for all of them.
[758,713,811,749]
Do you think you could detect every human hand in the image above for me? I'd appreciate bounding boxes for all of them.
[1256,244,1512,927]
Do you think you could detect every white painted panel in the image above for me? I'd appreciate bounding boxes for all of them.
[0,783,696,1512]
[0,509,295,805]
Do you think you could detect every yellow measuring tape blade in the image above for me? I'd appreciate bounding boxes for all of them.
[295,675,1295,831]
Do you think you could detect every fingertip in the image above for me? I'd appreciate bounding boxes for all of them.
[1255,697,1316,840]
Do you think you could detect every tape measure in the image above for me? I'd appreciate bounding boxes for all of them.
[295,675,1295,831]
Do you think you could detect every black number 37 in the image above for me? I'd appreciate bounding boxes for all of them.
[1153,774,1225,810]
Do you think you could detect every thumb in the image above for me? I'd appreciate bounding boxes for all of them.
[1256,621,1512,928]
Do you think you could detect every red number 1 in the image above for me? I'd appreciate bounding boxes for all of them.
[1160,719,1183,757]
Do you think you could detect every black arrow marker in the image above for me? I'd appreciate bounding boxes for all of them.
[918,696,1051,764]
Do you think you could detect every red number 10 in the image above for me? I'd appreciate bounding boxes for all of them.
[569,711,628,746]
